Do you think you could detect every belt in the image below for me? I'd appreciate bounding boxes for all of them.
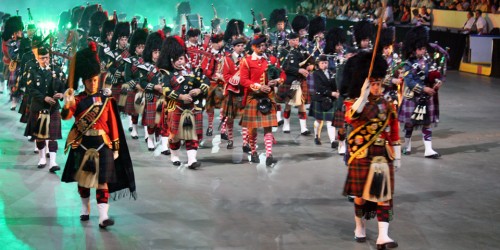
[84,129,106,136]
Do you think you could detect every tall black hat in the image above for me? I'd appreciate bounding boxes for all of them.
[224,19,244,42]
[72,42,100,89]
[157,36,186,71]
[324,27,346,54]
[342,50,388,98]
[100,20,116,42]
[2,16,24,41]
[353,20,374,46]
[71,6,85,29]
[210,33,224,44]
[129,28,149,55]
[80,4,99,32]
[89,10,108,37]
[291,15,308,33]
[308,16,325,41]
[378,27,395,52]
[143,31,166,63]
[110,22,130,50]
[186,28,201,38]
[269,9,287,28]
[58,11,71,31]
[402,26,429,59]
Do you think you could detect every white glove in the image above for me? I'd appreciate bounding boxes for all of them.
[350,78,370,114]
[102,88,112,96]
[229,75,240,85]
[63,88,75,107]
[113,151,119,160]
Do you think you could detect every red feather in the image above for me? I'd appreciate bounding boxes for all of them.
[173,35,185,49]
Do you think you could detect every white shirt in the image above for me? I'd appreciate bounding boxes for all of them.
[476,16,487,34]
[463,17,475,30]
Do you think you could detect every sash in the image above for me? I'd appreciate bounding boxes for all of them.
[347,115,391,165]
[64,97,110,153]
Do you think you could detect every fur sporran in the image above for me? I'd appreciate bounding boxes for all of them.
[34,109,50,139]
[362,156,392,202]
[134,91,145,115]
[74,148,100,189]
[118,84,129,107]
[257,97,272,115]
[288,80,302,106]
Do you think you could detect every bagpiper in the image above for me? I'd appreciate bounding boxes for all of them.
[2,15,24,110]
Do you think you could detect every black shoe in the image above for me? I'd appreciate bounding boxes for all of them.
[331,141,339,149]
[80,215,90,221]
[10,107,16,111]
[277,120,284,126]
[206,128,213,136]
[301,130,311,136]
[347,196,354,202]
[221,133,228,140]
[188,162,201,169]
[283,130,290,134]
[28,137,35,142]
[242,144,251,153]
[227,140,234,149]
[128,127,133,132]
[37,163,46,169]
[34,150,39,154]
[250,152,260,163]
[131,135,139,140]
[173,161,181,166]
[425,153,441,159]
[99,218,115,229]
[148,147,155,151]
[161,150,171,155]
[376,241,398,250]
[314,137,321,145]
[49,166,60,173]
[46,153,50,158]
[354,236,367,243]
[266,154,277,166]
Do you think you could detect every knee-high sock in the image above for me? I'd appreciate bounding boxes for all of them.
[241,127,248,145]
[422,127,438,156]
[226,119,234,140]
[96,189,110,224]
[376,221,394,245]
[376,204,392,222]
[249,131,257,154]
[326,121,336,143]
[314,120,320,138]
[276,104,282,122]
[170,140,181,162]
[127,115,133,128]
[220,112,227,134]
[131,115,139,124]
[78,186,90,216]
[207,111,215,129]
[36,140,47,165]
[264,132,273,157]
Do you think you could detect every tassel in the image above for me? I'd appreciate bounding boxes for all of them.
[82,157,96,173]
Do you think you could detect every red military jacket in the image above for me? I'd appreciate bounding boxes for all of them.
[222,52,245,95]
[239,52,286,104]
[186,41,202,70]
[199,47,225,81]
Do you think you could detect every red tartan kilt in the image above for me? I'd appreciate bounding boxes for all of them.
[275,83,290,104]
[205,81,223,111]
[124,90,137,115]
[158,105,169,137]
[343,146,395,197]
[220,93,243,119]
[333,110,345,128]
[240,97,278,129]
[141,96,158,127]
[168,107,203,137]
[111,84,121,103]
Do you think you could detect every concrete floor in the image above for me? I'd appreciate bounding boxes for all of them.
[0,70,499,250]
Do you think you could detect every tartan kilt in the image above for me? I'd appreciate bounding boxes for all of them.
[220,92,244,120]
[168,107,203,137]
[19,94,30,123]
[124,90,137,115]
[343,146,395,197]
[26,109,62,140]
[240,96,278,129]
[158,104,169,137]
[308,100,335,121]
[205,81,224,112]
[275,80,310,104]
[141,96,158,127]
[111,84,122,104]
[398,95,438,127]
[333,110,346,128]
[64,135,116,184]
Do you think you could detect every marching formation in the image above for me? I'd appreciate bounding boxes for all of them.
[0,3,449,248]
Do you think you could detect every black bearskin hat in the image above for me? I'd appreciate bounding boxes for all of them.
[377,27,395,53]
[353,20,374,47]
[18,38,33,57]
[324,27,346,54]
[210,33,224,44]
[292,15,309,33]
[342,50,388,99]
[80,4,99,32]
[72,42,100,89]
[129,28,149,55]
[402,26,429,59]
[253,27,261,34]
[157,36,186,71]
[89,10,108,37]
[186,28,201,38]
[100,20,115,42]
[269,8,287,28]
[58,11,71,31]
[308,16,325,41]
[71,6,85,29]
[143,31,166,63]
[110,22,130,50]
[224,19,244,42]
[2,16,23,41]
